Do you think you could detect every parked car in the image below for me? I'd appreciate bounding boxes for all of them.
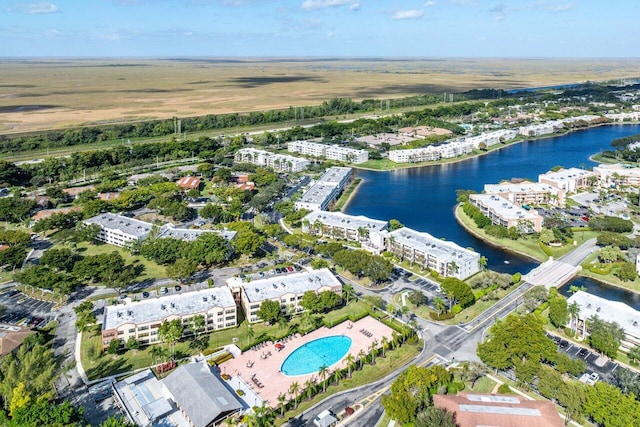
[160,287,168,294]
[142,291,150,298]
[175,285,182,292]
[286,266,294,272]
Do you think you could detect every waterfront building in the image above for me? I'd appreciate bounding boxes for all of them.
[302,211,388,253]
[465,129,518,149]
[605,112,640,122]
[388,146,440,163]
[434,393,563,427]
[294,167,352,211]
[538,167,594,192]
[469,194,543,233]
[287,140,368,164]
[101,286,237,350]
[113,362,242,427]
[566,291,640,354]
[484,181,566,206]
[438,139,474,159]
[593,163,640,188]
[386,227,480,279]
[83,213,236,248]
[227,268,342,323]
[518,121,563,137]
[234,148,310,172]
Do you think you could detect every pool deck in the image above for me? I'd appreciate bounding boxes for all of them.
[221,316,394,407]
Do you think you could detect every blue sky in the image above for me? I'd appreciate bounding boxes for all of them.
[1,0,639,57]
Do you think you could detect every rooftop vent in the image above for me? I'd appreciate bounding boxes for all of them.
[161,304,166,310]
[203,297,208,302]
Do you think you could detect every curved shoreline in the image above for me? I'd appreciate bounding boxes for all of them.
[453,204,545,264]
[354,121,629,174]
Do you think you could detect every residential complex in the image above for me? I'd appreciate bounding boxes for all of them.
[388,145,441,163]
[113,362,242,427]
[484,181,566,206]
[83,213,236,248]
[465,129,518,149]
[287,140,369,164]
[386,227,480,279]
[593,163,640,188]
[566,291,640,354]
[538,167,594,192]
[294,167,352,211]
[226,268,342,323]
[234,148,310,172]
[469,194,543,233]
[433,393,563,427]
[302,211,388,254]
[101,287,237,350]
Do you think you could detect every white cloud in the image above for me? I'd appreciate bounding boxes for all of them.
[183,31,194,37]
[392,9,424,20]
[349,2,360,11]
[326,31,334,39]
[424,1,436,6]
[489,3,506,21]
[551,1,574,12]
[6,1,60,14]
[300,0,350,10]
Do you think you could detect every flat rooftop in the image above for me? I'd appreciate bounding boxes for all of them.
[158,226,237,242]
[228,268,341,303]
[297,183,338,206]
[103,287,235,330]
[484,181,559,194]
[567,291,640,339]
[539,167,593,180]
[304,211,387,232]
[388,227,478,263]
[317,167,352,184]
[471,194,542,221]
[84,213,152,238]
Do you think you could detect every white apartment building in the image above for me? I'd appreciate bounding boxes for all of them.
[295,167,352,211]
[519,121,563,137]
[469,194,543,233]
[438,139,474,159]
[465,129,519,149]
[287,140,368,164]
[226,268,342,323]
[567,291,640,354]
[593,163,640,188]
[386,227,480,279]
[84,213,152,247]
[538,167,594,192]
[302,211,388,253]
[83,213,236,248]
[484,181,566,206]
[101,287,237,349]
[234,148,310,172]
[605,112,640,122]
[388,146,441,163]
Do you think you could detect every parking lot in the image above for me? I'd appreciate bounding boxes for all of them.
[388,267,451,310]
[548,333,627,385]
[0,287,55,327]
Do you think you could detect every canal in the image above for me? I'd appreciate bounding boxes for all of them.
[344,124,640,309]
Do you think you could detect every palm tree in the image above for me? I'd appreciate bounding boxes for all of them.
[243,402,275,427]
[342,283,355,305]
[189,314,205,339]
[246,323,254,345]
[345,353,356,377]
[400,304,410,320]
[277,393,287,417]
[357,226,369,242]
[318,365,329,392]
[434,297,446,315]
[568,301,580,334]
[380,336,389,358]
[150,345,167,365]
[304,378,316,400]
[369,339,378,365]
[357,349,366,370]
[289,381,300,408]
[478,256,488,271]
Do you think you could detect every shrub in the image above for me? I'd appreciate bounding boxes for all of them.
[451,304,463,315]
[429,311,455,320]
[511,272,521,283]
[497,383,512,394]
[236,389,244,396]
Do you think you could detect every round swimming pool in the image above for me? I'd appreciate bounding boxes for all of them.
[281,336,352,376]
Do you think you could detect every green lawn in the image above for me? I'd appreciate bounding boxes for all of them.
[579,252,640,293]
[467,376,497,393]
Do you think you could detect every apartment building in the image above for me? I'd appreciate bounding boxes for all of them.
[234,148,310,172]
[567,291,640,354]
[484,181,566,206]
[538,167,594,192]
[465,129,518,149]
[287,140,368,164]
[83,213,236,248]
[388,146,441,163]
[101,287,237,349]
[593,163,640,188]
[386,227,480,279]
[227,268,342,323]
[294,167,352,211]
[84,213,152,247]
[519,121,563,137]
[302,211,388,253]
[469,194,543,233]
[438,139,474,159]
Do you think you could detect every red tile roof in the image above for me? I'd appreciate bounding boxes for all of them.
[176,176,201,189]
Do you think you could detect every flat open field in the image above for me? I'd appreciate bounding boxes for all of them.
[2,57,640,134]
